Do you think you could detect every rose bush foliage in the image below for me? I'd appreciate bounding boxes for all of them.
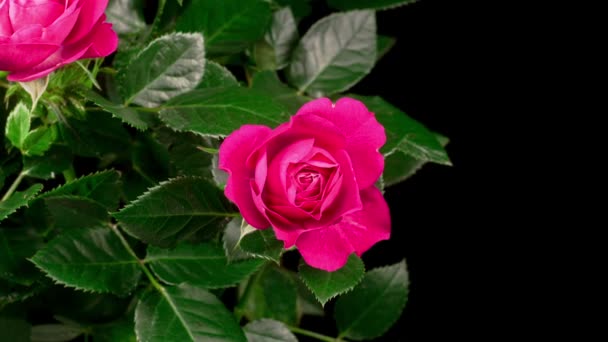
[0,1,450,341]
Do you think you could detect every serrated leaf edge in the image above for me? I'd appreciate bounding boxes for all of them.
[298,256,366,306]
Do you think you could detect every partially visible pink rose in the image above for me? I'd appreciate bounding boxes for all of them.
[0,0,118,82]
[219,98,391,271]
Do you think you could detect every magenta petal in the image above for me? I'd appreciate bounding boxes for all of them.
[296,186,390,271]
[0,42,58,74]
[65,0,109,45]
[0,0,12,37]
[9,0,65,31]
[80,20,118,58]
[219,125,272,229]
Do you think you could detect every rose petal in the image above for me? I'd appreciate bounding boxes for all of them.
[296,186,391,271]
[9,0,65,31]
[0,0,13,37]
[0,42,58,73]
[80,20,118,58]
[64,0,109,45]
[41,2,81,43]
[295,97,386,188]
[219,124,272,229]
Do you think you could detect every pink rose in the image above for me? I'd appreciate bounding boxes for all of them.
[0,0,118,82]
[219,98,391,271]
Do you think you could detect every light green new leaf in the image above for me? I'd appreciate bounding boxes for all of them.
[241,264,298,325]
[5,102,30,150]
[30,227,141,296]
[146,242,263,289]
[328,0,418,11]
[85,91,156,130]
[299,254,365,306]
[38,170,122,211]
[120,33,205,107]
[244,319,297,342]
[353,95,451,165]
[158,87,289,137]
[30,324,83,342]
[0,184,43,223]
[197,61,239,89]
[334,260,409,340]
[176,0,272,56]
[287,10,377,96]
[22,125,56,156]
[135,284,246,342]
[113,177,237,247]
[43,196,110,230]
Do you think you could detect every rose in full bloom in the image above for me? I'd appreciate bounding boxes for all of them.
[0,0,118,82]
[219,98,391,271]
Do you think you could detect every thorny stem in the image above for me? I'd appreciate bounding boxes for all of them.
[1,171,26,202]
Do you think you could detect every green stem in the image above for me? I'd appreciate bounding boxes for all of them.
[288,326,340,342]
[110,225,164,292]
[1,171,26,202]
[63,165,76,183]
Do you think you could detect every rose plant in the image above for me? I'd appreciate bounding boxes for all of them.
[1,1,451,341]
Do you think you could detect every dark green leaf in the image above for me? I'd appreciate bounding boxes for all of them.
[0,317,30,342]
[276,0,312,19]
[295,275,324,317]
[30,324,83,342]
[241,264,297,325]
[299,254,365,306]
[258,7,299,70]
[113,177,237,247]
[223,217,252,262]
[120,33,206,107]
[176,0,272,56]
[38,170,121,211]
[43,196,110,230]
[22,145,72,179]
[22,125,56,156]
[5,102,30,150]
[328,0,418,11]
[377,35,396,61]
[30,227,141,296]
[244,319,297,342]
[286,11,377,96]
[167,133,214,179]
[158,87,289,137]
[92,315,136,342]
[85,90,156,130]
[334,260,409,340]
[58,112,130,157]
[146,242,263,288]
[131,133,170,185]
[198,61,239,89]
[251,71,311,113]
[0,228,44,285]
[106,0,147,35]
[0,184,43,222]
[353,95,451,165]
[240,226,284,263]
[135,284,246,342]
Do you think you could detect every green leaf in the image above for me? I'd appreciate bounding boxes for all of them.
[239,227,284,263]
[158,87,289,137]
[22,125,56,156]
[30,227,141,296]
[22,145,72,180]
[0,184,43,223]
[38,170,122,211]
[5,102,30,149]
[223,217,253,262]
[198,61,239,89]
[299,254,365,306]
[257,7,299,70]
[58,112,130,158]
[276,0,312,19]
[0,317,30,342]
[0,228,44,285]
[43,196,110,230]
[92,315,136,342]
[135,284,246,342]
[176,0,272,56]
[120,32,206,107]
[241,264,297,325]
[328,0,418,11]
[251,71,311,113]
[377,35,396,61]
[106,0,147,35]
[295,275,324,317]
[30,324,83,342]
[113,177,237,247]
[286,10,377,97]
[85,90,156,130]
[243,319,297,342]
[353,95,451,165]
[146,242,263,289]
[334,260,409,340]
[131,133,170,185]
